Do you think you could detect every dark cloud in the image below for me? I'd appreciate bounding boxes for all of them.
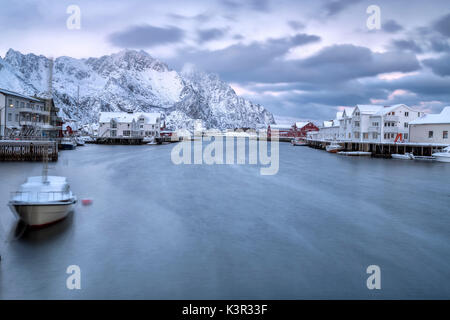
[429,37,450,52]
[108,25,184,48]
[291,45,421,83]
[390,39,423,53]
[369,72,450,98]
[434,13,450,37]
[171,39,420,88]
[170,33,321,79]
[323,0,362,17]
[220,0,269,12]
[423,54,450,77]
[250,0,270,12]
[288,20,305,31]
[197,28,227,43]
[383,19,403,33]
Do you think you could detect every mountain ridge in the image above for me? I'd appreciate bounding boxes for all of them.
[0,48,275,130]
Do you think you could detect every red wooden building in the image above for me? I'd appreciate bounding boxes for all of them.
[268,121,319,138]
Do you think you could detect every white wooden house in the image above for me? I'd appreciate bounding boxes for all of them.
[98,111,161,140]
[409,107,450,144]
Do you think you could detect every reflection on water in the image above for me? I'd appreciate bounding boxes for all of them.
[0,143,450,299]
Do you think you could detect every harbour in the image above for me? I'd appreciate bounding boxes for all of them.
[1,142,450,299]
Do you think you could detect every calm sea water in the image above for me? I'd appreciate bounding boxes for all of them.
[0,141,449,299]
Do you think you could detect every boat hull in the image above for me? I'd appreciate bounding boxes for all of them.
[391,154,413,160]
[9,200,76,227]
[433,155,450,163]
[60,143,76,150]
[291,140,308,146]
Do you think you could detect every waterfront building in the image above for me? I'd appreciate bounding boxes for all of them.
[367,104,424,143]
[0,88,50,138]
[268,124,293,137]
[98,111,161,139]
[318,112,342,141]
[293,121,319,138]
[36,98,64,138]
[339,107,355,141]
[310,104,425,144]
[409,107,450,144]
[268,121,319,138]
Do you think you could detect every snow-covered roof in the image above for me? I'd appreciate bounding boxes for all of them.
[322,120,334,128]
[372,104,416,116]
[270,124,292,130]
[99,112,161,124]
[336,111,344,120]
[295,121,309,129]
[341,107,355,117]
[0,88,42,102]
[409,107,450,125]
[354,105,384,115]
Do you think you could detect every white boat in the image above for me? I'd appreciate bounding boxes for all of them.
[9,176,77,227]
[291,138,308,146]
[414,156,436,161]
[391,153,414,160]
[60,138,77,150]
[432,146,450,163]
[326,144,343,153]
[75,137,85,146]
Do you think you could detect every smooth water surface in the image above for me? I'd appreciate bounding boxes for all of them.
[0,142,449,299]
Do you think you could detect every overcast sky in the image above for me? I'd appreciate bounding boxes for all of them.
[0,0,449,120]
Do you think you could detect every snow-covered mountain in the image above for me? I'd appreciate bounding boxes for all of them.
[0,49,274,129]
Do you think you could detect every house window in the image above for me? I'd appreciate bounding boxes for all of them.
[418,112,421,117]
[123,130,130,136]
[15,114,18,122]
[404,133,408,140]
[8,99,13,107]
[404,123,408,128]
[111,130,117,137]
[140,125,144,129]
[444,131,448,139]
[15,100,19,107]
[363,133,368,139]
[428,131,433,138]
[111,121,117,129]
[405,112,409,117]
[373,133,378,139]
[8,113,11,121]
[20,102,24,108]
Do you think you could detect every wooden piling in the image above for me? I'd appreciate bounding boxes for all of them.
[0,140,58,161]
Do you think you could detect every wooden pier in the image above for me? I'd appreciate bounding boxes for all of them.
[306,139,448,157]
[0,140,58,161]
[96,137,144,145]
